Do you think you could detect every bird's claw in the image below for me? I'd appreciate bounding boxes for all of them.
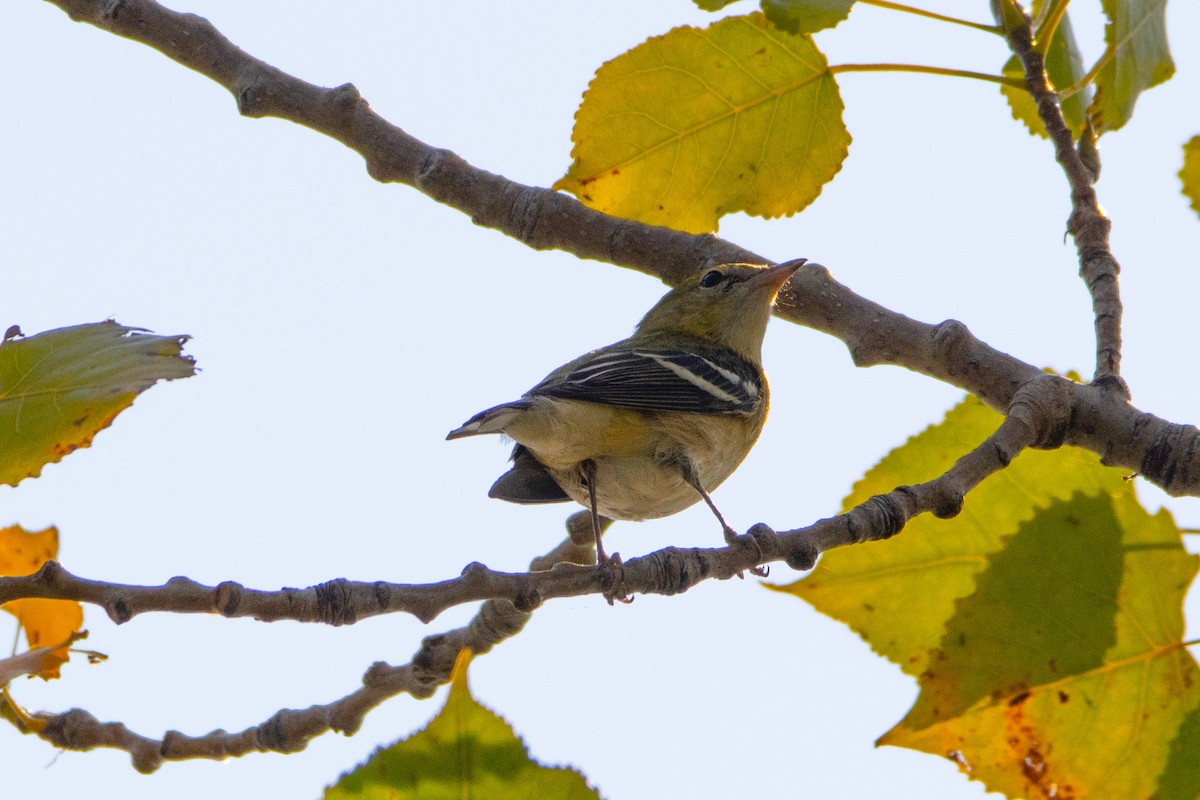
[737,523,773,578]
[596,551,633,605]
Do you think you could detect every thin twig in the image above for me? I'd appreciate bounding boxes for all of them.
[1003,8,1127,393]
[1032,0,1071,57]
[25,519,587,772]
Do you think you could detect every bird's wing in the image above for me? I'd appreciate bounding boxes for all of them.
[528,346,763,414]
[446,399,534,439]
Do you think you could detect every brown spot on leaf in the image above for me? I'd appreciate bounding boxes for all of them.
[1021,746,1046,783]
[1006,697,1078,799]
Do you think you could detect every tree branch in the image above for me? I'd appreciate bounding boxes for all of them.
[35,2,1200,493]
[31,573,535,772]
[20,517,611,771]
[8,384,1044,771]
[1003,9,1126,393]
[13,375,1068,772]
[2,377,1077,630]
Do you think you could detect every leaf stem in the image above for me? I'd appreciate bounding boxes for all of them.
[1,686,44,733]
[1058,48,1113,101]
[830,63,1025,89]
[858,0,1001,33]
[1033,0,1072,56]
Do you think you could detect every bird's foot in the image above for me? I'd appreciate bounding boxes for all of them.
[596,551,633,605]
[721,526,755,580]
[731,523,773,578]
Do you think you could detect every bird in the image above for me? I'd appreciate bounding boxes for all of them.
[447,259,804,563]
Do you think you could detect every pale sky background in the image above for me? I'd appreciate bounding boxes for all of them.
[3,1,1200,798]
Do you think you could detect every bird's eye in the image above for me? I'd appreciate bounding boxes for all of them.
[699,270,724,288]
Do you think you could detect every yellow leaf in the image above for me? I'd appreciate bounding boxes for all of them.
[555,13,849,234]
[1181,135,1200,218]
[0,525,83,679]
[774,395,1200,797]
[0,321,194,487]
[880,492,1200,799]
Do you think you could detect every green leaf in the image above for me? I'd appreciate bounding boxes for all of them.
[894,493,1123,729]
[762,0,855,33]
[1180,136,1200,219]
[1001,8,1092,138]
[771,395,1120,678]
[1156,702,1200,799]
[694,0,741,10]
[773,394,1200,797]
[1089,0,1173,133]
[555,13,850,234]
[0,321,194,487]
[325,653,598,800]
[881,491,1200,799]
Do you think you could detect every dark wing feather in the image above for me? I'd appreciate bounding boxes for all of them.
[528,346,763,414]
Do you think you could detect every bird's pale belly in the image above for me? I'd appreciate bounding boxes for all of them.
[546,456,720,520]
[503,397,764,521]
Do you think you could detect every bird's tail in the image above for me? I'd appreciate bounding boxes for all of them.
[488,445,571,503]
[445,400,534,440]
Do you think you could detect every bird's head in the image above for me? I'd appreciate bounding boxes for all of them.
[635,260,805,360]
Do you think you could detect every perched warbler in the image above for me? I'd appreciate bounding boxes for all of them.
[447,260,803,562]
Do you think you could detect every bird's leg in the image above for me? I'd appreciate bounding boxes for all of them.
[678,459,738,543]
[679,459,768,576]
[578,463,630,602]
[580,459,609,564]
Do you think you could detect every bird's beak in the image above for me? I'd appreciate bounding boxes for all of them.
[751,259,806,293]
